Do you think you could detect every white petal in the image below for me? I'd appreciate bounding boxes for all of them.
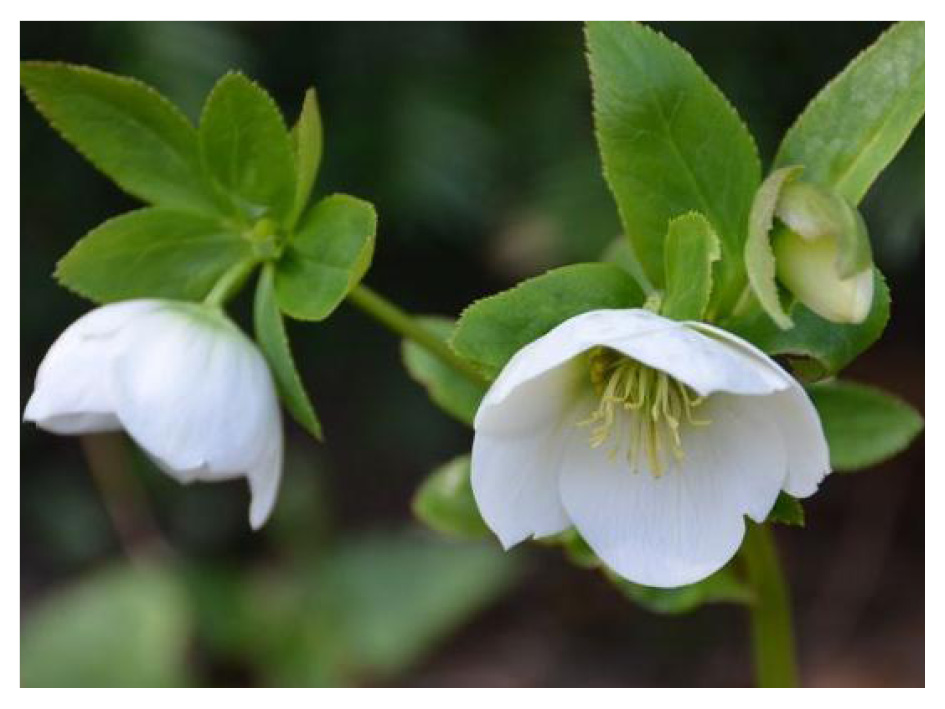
[558,393,787,587]
[111,305,283,493]
[687,322,830,498]
[472,363,585,546]
[247,424,284,529]
[23,300,162,434]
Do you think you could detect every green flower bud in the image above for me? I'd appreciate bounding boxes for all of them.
[772,181,874,325]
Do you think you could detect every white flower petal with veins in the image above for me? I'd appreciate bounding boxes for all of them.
[471,308,830,588]
[24,300,283,528]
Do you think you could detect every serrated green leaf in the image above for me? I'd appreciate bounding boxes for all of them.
[254,264,322,440]
[401,317,486,427]
[21,562,191,687]
[586,21,761,312]
[767,493,805,527]
[744,167,804,329]
[727,268,890,380]
[199,72,297,224]
[274,194,376,321]
[289,88,323,228]
[661,212,721,321]
[612,564,753,615]
[808,379,923,471]
[775,22,925,205]
[412,455,490,539]
[452,263,645,377]
[20,62,218,215]
[55,207,251,303]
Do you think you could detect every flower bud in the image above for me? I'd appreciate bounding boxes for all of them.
[771,181,874,325]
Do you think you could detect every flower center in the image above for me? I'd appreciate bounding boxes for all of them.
[578,347,710,477]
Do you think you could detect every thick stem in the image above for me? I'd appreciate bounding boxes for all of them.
[347,284,490,387]
[741,522,799,687]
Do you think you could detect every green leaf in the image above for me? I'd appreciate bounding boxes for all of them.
[20,62,218,215]
[727,268,890,380]
[744,167,804,329]
[661,212,721,321]
[290,88,323,227]
[274,194,376,321]
[401,316,486,427]
[601,236,653,295]
[586,21,761,311]
[254,264,323,440]
[21,562,191,687]
[767,493,805,527]
[412,455,490,539]
[55,207,251,303]
[199,72,297,223]
[808,379,923,471]
[775,22,925,205]
[613,565,753,615]
[452,263,645,377]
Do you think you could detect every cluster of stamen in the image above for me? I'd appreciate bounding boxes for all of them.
[578,347,710,477]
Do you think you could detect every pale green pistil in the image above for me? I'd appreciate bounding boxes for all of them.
[579,347,710,477]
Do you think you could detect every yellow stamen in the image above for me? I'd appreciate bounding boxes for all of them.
[577,347,711,477]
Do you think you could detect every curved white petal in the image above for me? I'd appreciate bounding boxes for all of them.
[558,393,787,587]
[687,322,830,498]
[481,311,789,425]
[23,300,162,434]
[472,364,584,547]
[110,305,283,520]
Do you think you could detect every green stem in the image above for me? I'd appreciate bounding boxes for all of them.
[204,258,260,309]
[347,284,490,387]
[740,523,799,687]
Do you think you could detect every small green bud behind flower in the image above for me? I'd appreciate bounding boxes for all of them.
[772,181,874,325]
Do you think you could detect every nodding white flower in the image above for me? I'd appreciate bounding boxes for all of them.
[24,300,282,529]
[471,309,829,588]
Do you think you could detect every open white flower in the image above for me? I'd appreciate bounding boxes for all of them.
[471,308,829,588]
[24,300,282,529]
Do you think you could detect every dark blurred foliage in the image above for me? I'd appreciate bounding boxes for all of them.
[20,22,924,687]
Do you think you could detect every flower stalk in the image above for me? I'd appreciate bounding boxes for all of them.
[740,522,799,687]
[204,258,261,309]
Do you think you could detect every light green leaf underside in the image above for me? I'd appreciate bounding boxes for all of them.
[21,61,218,215]
[661,212,721,321]
[586,21,761,312]
[56,207,251,303]
[401,317,487,427]
[21,563,191,687]
[253,264,323,440]
[728,268,890,380]
[744,167,804,329]
[808,379,923,471]
[775,21,925,205]
[199,72,297,224]
[451,262,645,378]
[412,455,490,539]
[274,194,377,321]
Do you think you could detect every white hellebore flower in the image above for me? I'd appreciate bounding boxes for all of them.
[24,300,282,529]
[471,309,829,588]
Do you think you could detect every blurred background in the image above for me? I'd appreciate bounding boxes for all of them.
[20,22,924,687]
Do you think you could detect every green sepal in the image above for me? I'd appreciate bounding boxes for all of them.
[289,87,323,228]
[274,194,377,321]
[808,379,923,471]
[661,212,721,321]
[199,72,297,224]
[451,263,645,378]
[744,166,804,330]
[253,264,323,440]
[20,62,219,216]
[726,268,890,381]
[412,455,490,539]
[766,493,805,527]
[401,317,487,427]
[55,207,251,303]
[775,21,925,205]
[586,21,761,312]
